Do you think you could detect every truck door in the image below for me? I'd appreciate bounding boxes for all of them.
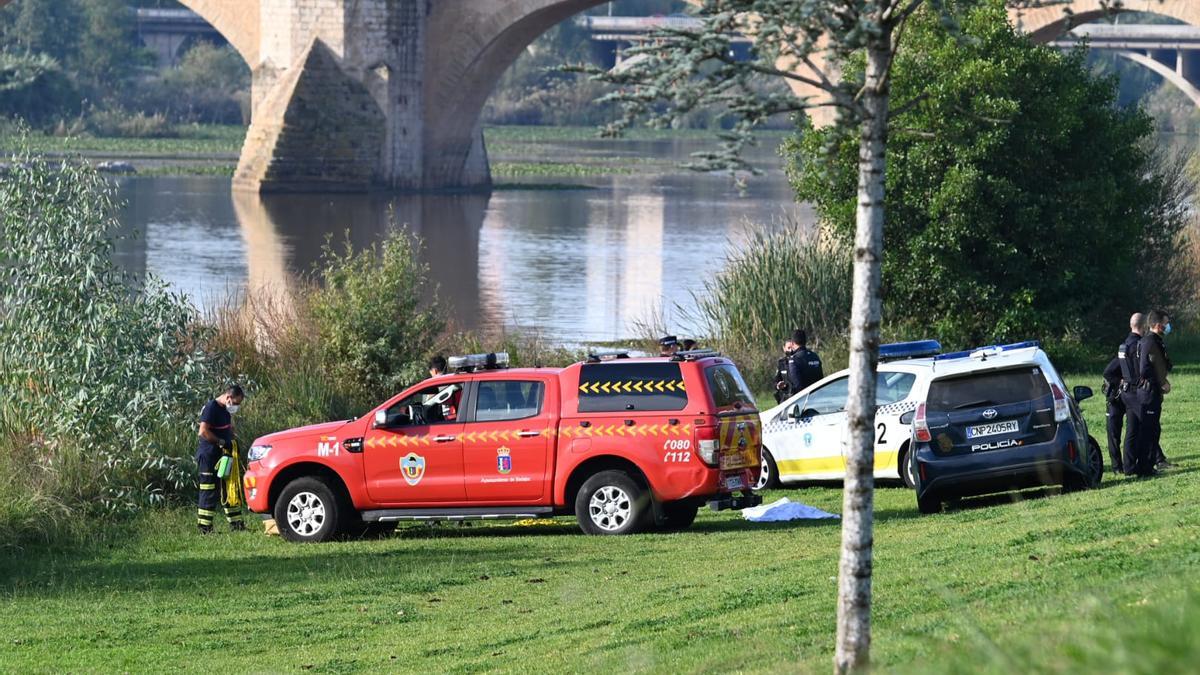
[363,381,466,504]
[463,379,553,502]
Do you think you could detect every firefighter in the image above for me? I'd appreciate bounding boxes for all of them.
[196,385,246,533]
[429,355,447,377]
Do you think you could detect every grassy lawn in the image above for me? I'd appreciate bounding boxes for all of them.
[2,362,1197,673]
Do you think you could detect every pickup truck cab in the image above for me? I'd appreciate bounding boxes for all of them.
[243,351,762,542]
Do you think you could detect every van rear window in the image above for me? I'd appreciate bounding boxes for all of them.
[577,363,688,412]
[926,367,1050,413]
[705,364,757,411]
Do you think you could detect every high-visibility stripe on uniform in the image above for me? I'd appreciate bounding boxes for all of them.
[197,508,216,516]
[199,483,217,490]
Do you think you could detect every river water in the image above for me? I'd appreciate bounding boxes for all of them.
[113,135,812,343]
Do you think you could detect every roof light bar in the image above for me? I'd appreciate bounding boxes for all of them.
[448,352,510,372]
[933,340,1041,362]
[673,348,721,361]
[586,350,631,363]
[878,340,941,361]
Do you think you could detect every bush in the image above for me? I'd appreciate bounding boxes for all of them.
[305,228,445,404]
[0,50,81,126]
[0,147,222,533]
[691,223,853,392]
[85,108,175,138]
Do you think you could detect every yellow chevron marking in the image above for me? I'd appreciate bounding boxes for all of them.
[654,380,664,392]
[499,430,512,442]
[632,380,643,392]
[681,424,692,435]
[599,382,610,393]
[678,381,686,391]
[581,382,594,394]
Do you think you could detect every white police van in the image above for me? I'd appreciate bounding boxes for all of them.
[757,341,941,489]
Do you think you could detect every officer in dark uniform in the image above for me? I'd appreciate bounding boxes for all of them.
[1133,311,1172,477]
[658,335,680,357]
[1101,313,1143,474]
[196,385,246,533]
[774,329,824,403]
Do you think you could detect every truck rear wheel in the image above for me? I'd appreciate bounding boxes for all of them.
[575,470,650,535]
[275,477,343,543]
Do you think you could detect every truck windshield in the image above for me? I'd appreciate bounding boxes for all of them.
[705,364,757,412]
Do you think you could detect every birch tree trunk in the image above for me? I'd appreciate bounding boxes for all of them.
[834,28,892,675]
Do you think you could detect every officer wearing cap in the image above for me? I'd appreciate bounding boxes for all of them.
[1132,310,1172,476]
[659,335,680,357]
[1101,313,1142,474]
[774,329,823,403]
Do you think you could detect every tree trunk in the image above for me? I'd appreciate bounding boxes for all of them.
[834,32,892,675]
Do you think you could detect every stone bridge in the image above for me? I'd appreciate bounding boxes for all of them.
[175,0,1200,193]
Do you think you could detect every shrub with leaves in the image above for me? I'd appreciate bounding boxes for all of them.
[308,228,445,402]
[0,148,220,514]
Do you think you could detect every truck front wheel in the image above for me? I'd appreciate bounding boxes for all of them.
[275,477,343,543]
[575,470,651,535]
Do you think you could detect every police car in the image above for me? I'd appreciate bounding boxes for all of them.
[756,341,942,490]
[908,341,1102,514]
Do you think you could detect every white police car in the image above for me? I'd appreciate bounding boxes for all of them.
[756,341,941,490]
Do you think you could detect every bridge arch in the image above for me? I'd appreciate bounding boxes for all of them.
[176,0,260,66]
[1010,1,1200,44]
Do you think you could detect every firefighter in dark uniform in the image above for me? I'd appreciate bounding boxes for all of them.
[196,385,246,533]
[1133,311,1172,477]
[774,329,824,403]
[1101,313,1143,474]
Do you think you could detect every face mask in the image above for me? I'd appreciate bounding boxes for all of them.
[226,403,240,414]
[1164,323,1172,335]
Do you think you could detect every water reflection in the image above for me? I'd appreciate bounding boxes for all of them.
[114,168,810,342]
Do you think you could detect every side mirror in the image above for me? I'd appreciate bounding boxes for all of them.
[374,409,388,428]
[1073,386,1093,403]
[789,405,803,420]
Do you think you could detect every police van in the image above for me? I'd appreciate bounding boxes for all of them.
[758,340,942,489]
[908,341,1103,514]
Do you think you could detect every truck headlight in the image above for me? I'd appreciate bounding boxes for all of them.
[248,444,272,462]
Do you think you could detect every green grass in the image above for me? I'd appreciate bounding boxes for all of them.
[2,362,1198,672]
[0,124,245,157]
[492,161,636,178]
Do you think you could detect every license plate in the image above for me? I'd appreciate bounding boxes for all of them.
[966,420,1019,439]
[723,475,745,491]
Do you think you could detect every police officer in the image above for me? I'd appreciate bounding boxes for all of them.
[1133,311,1172,477]
[196,385,246,533]
[774,329,824,403]
[1101,313,1143,474]
[659,335,680,357]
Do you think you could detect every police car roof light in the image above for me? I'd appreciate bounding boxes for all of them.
[447,352,510,372]
[933,340,1041,362]
[878,340,941,361]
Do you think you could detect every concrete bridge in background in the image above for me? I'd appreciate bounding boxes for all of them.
[135,8,224,67]
[1050,24,1200,107]
[167,0,1200,193]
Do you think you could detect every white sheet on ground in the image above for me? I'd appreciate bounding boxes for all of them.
[742,497,839,522]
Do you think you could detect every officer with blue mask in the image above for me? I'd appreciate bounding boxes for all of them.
[1133,311,1173,477]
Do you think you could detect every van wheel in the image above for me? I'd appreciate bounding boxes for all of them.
[1086,436,1104,487]
[576,470,650,535]
[658,501,698,532]
[916,492,941,515]
[275,477,343,543]
[1064,436,1104,493]
[755,449,779,490]
[900,443,916,489]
